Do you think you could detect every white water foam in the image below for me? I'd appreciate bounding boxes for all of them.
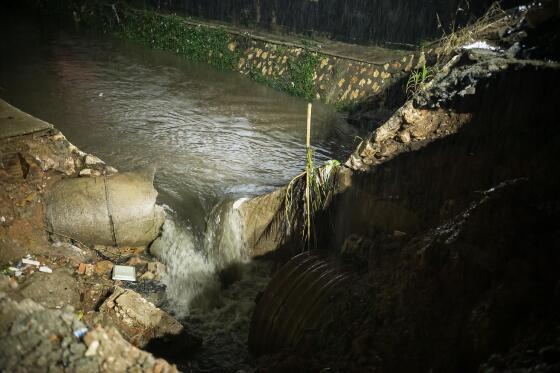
[156,198,251,318]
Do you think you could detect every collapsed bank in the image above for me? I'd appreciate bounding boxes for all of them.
[1,1,560,372]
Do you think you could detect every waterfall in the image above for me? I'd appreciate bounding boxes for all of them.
[154,198,250,318]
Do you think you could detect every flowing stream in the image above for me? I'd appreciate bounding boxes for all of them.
[0,10,362,372]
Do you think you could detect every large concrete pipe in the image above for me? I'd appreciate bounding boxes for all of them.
[249,252,352,356]
[45,168,165,247]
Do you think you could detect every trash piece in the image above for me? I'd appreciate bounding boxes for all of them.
[7,267,22,276]
[112,265,136,282]
[462,41,499,51]
[39,266,53,273]
[85,339,100,356]
[73,327,89,339]
[22,258,40,267]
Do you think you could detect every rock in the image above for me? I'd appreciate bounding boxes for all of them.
[84,154,105,168]
[140,271,155,281]
[77,262,87,275]
[127,256,147,267]
[398,130,411,143]
[373,115,402,143]
[85,264,95,276]
[393,230,407,237]
[95,260,113,275]
[98,286,184,348]
[84,339,99,356]
[105,166,118,175]
[93,245,135,262]
[402,101,422,124]
[79,168,93,177]
[147,261,163,273]
[147,261,166,279]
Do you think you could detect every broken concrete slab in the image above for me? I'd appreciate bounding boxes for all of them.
[0,99,53,139]
[98,286,183,348]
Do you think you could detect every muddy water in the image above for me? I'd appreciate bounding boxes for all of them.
[0,11,362,372]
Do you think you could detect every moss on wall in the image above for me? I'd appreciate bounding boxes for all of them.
[248,46,320,101]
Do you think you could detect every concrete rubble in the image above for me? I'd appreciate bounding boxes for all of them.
[97,286,184,348]
[0,293,179,373]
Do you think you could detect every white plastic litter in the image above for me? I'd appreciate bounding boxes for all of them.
[39,266,53,273]
[462,41,498,51]
[112,265,136,281]
[22,258,40,267]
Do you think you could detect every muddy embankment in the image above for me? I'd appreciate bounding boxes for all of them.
[245,3,560,372]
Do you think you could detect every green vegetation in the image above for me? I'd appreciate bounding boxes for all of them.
[405,64,434,97]
[118,9,240,70]
[31,1,322,100]
[249,45,320,102]
[284,158,340,249]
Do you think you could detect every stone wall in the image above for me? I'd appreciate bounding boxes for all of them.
[229,35,431,104]
[23,1,431,105]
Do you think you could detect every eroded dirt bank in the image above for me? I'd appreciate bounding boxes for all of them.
[247,3,560,372]
[0,100,194,371]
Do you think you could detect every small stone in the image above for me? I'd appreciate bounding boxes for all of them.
[79,168,93,177]
[85,264,95,277]
[127,257,147,266]
[105,166,118,175]
[147,262,165,274]
[95,261,113,276]
[398,131,411,143]
[77,263,87,275]
[140,271,155,281]
[84,155,105,168]
[84,339,99,356]
[393,230,407,237]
